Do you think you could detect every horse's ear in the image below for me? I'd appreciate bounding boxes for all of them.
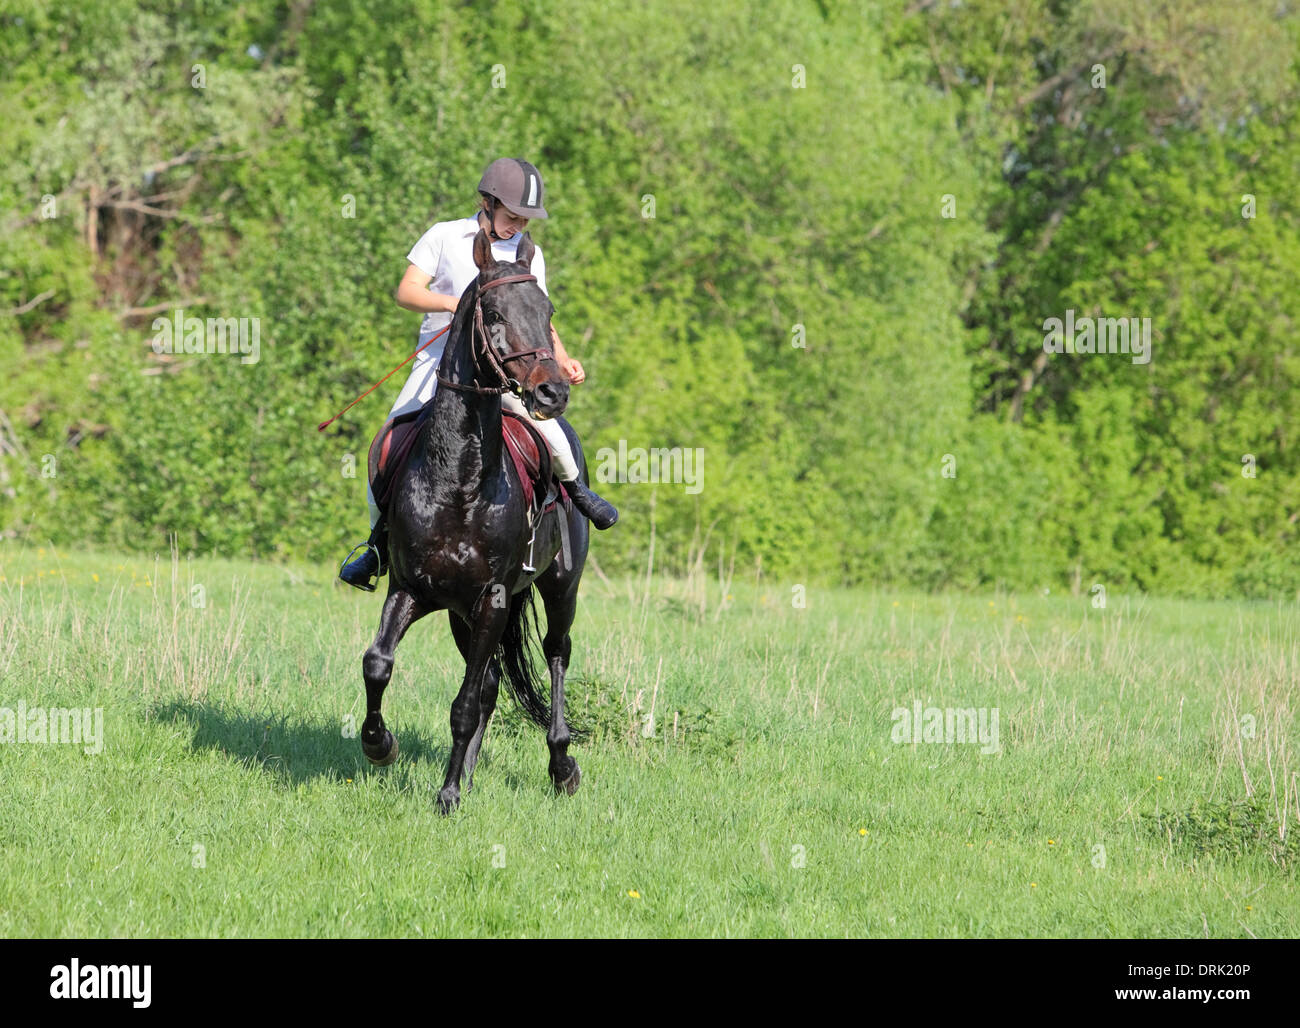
[472,228,495,271]
[514,231,535,270]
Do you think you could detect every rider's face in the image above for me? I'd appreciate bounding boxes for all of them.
[487,200,528,239]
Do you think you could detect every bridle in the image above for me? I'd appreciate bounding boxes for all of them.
[436,272,557,397]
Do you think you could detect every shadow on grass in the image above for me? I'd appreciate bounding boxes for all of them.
[149,699,449,788]
[148,699,548,795]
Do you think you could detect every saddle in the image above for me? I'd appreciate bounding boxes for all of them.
[367,407,569,523]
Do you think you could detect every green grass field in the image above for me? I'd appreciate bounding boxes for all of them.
[0,544,1296,937]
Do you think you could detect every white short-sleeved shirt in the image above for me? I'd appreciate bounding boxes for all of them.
[406,213,548,338]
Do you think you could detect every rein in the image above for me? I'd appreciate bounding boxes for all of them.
[436,272,556,396]
[317,324,450,431]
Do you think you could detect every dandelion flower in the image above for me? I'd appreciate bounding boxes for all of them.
[627,890,640,899]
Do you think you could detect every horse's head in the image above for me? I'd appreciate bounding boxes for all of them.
[472,228,569,421]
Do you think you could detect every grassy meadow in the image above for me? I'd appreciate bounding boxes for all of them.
[0,543,1296,937]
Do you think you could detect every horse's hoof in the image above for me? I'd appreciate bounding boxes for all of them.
[554,763,581,796]
[362,731,399,767]
[436,786,460,816]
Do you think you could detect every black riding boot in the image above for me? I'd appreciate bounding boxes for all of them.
[339,523,389,591]
[565,478,619,530]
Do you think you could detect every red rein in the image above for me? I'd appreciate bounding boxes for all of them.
[317,325,450,432]
[317,274,538,432]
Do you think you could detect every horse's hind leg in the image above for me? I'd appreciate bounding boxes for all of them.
[448,611,501,793]
[361,586,425,766]
[536,565,581,795]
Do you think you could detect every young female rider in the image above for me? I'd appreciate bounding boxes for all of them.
[339,157,617,590]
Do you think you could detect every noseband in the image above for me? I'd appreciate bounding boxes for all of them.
[436,273,557,396]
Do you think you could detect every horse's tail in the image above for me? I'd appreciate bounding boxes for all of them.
[497,586,550,730]
[497,585,588,742]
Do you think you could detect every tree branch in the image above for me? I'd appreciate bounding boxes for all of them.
[1016,45,1123,109]
[99,198,221,224]
[120,297,209,319]
[2,289,56,316]
[1009,348,1051,423]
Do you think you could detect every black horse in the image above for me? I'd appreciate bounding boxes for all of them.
[359,229,591,814]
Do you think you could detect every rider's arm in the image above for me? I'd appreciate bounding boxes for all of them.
[530,245,583,382]
[395,264,457,314]
[550,325,585,385]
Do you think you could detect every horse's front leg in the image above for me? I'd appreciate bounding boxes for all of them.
[361,586,425,766]
[538,566,581,795]
[447,611,501,794]
[437,594,509,814]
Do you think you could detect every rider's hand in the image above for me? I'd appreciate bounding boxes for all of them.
[563,357,585,384]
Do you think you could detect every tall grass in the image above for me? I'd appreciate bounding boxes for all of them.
[0,542,1296,937]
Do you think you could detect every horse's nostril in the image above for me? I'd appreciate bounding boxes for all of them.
[537,381,568,407]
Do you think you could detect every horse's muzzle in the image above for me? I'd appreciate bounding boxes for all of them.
[527,378,569,420]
